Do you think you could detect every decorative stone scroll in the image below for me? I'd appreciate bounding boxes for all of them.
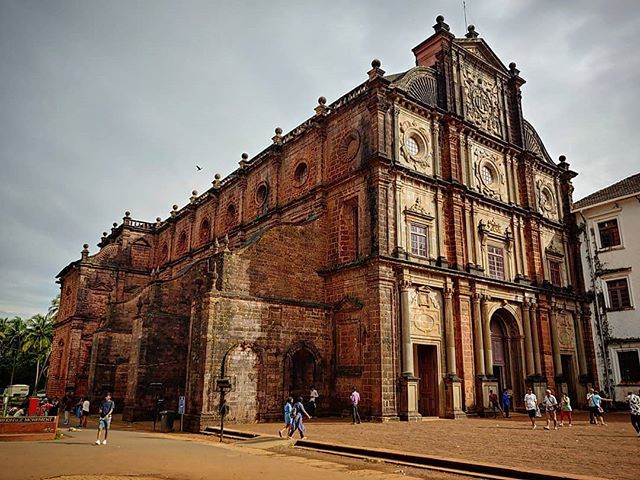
[409,286,442,339]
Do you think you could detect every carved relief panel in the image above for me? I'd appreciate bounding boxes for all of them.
[557,312,575,351]
[397,110,434,176]
[461,64,503,138]
[470,141,507,201]
[409,286,443,340]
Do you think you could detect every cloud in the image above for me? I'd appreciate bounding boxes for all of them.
[1,0,638,317]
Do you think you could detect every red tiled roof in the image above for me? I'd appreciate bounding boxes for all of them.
[573,172,640,210]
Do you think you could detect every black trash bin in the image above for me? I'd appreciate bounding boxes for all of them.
[159,410,175,432]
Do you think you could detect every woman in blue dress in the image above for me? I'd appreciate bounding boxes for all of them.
[290,396,312,439]
[278,397,294,438]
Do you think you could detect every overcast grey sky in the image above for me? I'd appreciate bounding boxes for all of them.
[1,0,638,319]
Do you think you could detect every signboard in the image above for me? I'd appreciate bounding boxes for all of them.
[178,396,185,415]
[0,416,58,442]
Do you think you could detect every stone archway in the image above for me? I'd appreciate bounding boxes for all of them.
[489,308,524,407]
[283,343,322,403]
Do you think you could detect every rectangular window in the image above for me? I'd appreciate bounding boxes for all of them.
[549,260,562,286]
[617,351,640,383]
[410,223,428,257]
[607,278,632,310]
[487,246,505,280]
[598,219,621,248]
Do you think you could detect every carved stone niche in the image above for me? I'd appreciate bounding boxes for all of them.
[478,218,512,249]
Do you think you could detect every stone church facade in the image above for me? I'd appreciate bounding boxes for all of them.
[47,17,597,429]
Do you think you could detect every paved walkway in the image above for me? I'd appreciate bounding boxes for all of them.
[227,411,640,480]
[0,426,438,480]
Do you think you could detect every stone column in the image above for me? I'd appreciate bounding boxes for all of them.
[549,307,563,377]
[521,300,535,376]
[574,308,588,377]
[399,281,414,376]
[443,287,456,374]
[482,295,493,375]
[472,293,485,376]
[530,303,542,375]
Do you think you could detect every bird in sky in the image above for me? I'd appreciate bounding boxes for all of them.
[196,165,202,171]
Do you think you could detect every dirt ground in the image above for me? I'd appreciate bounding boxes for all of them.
[226,411,640,480]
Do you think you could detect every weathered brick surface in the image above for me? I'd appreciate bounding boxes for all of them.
[48,27,596,426]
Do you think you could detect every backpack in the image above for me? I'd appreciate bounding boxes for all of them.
[290,405,298,417]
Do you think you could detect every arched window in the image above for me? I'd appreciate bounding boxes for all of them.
[199,218,211,244]
[160,243,169,263]
[226,203,237,229]
[177,231,188,254]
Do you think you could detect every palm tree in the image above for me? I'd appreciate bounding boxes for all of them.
[47,295,60,322]
[23,314,53,393]
[6,316,28,385]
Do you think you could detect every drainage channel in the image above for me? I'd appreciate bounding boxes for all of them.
[201,428,600,480]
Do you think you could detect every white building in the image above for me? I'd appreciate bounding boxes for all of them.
[573,173,640,400]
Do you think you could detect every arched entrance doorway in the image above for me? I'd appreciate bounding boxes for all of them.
[489,309,524,406]
[284,344,320,402]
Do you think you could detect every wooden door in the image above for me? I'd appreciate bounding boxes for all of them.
[417,345,438,416]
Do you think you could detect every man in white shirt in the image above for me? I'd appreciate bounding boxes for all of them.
[542,389,558,430]
[309,386,319,417]
[524,387,538,429]
[627,390,640,436]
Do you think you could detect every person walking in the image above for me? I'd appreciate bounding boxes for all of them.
[542,389,558,430]
[81,397,90,428]
[524,387,538,429]
[627,390,640,436]
[95,393,114,445]
[588,387,612,426]
[290,396,311,439]
[308,386,319,417]
[559,393,573,427]
[488,389,504,418]
[62,395,73,425]
[278,397,294,438]
[502,389,511,418]
[587,388,596,424]
[350,386,362,424]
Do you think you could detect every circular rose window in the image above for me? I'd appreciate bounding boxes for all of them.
[481,165,494,185]
[405,136,419,156]
[256,183,269,206]
[294,162,308,186]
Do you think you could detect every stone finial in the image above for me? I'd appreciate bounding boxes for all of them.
[223,233,231,252]
[214,236,220,253]
[81,243,89,260]
[559,155,567,163]
[315,96,328,116]
[213,173,221,188]
[155,217,162,227]
[367,58,385,81]
[272,127,283,145]
[465,24,479,39]
[239,152,249,169]
[124,211,131,218]
[433,15,450,33]
[111,222,118,233]
[190,190,198,203]
[123,210,131,225]
[171,204,179,217]
[508,62,520,77]
[558,155,569,170]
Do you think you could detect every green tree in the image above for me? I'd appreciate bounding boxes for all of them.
[5,316,28,385]
[47,295,60,322]
[23,314,53,393]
